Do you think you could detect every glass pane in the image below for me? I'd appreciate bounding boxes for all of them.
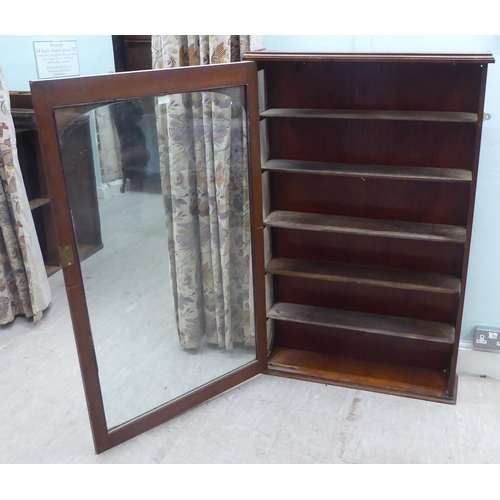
[53,86,256,430]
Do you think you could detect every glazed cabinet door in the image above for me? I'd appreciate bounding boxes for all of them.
[31,62,266,453]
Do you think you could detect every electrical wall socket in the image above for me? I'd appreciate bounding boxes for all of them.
[473,326,500,352]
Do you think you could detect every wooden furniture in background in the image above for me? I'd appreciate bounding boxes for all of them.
[244,51,494,403]
[10,92,103,274]
[58,114,103,261]
[112,36,152,72]
[10,92,60,276]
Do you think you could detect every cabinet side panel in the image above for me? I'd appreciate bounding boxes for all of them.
[448,64,490,396]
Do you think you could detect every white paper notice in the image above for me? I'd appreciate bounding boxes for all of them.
[34,41,80,79]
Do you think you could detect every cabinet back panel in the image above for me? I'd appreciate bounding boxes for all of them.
[268,119,477,170]
[272,228,464,277]
[273,275,458,324]
[273,321,453,371]
[270,172,470,226]
[262,61,483,113]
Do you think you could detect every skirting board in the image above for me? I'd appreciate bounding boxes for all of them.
[457,340,500,379]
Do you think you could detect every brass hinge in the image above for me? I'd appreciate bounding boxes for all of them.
[59,245,75,268]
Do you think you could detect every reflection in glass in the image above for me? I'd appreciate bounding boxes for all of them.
[55,87,256,429]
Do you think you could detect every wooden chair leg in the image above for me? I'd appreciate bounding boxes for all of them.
[120,169,127,193]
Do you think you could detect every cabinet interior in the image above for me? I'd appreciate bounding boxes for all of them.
[245,53,493,402]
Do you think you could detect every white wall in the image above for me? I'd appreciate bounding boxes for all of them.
[0,35,115,91]
[263,36,500,342]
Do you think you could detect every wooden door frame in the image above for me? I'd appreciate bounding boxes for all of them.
[30,61,266,453]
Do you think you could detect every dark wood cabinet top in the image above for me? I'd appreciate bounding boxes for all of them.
[244,51,495,64]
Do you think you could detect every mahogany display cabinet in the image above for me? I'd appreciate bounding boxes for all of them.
[246,51,494,404]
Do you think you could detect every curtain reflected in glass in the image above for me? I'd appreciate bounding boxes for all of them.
[54,86,256,430]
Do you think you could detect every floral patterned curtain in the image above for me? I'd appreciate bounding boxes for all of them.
[0,63,51,324]
[151,36,254,350]
[152,35,251,69]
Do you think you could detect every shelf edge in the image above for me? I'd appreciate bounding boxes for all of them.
[267,302,456,344]
[263,159,472,183]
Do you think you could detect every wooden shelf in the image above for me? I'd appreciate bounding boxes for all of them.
[267,347,451,402]
[267,302,455,344]
[260,108,478,123]
[263,159,472,183]
[266,258,461,294]
[264,211,466,243]
[11,108,36,129]
[29,197,50,210]
[78,243,104,262]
